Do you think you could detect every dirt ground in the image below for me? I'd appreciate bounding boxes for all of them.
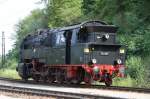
[0,91,56,99]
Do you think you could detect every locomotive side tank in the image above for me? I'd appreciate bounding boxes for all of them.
[17,20,126,86]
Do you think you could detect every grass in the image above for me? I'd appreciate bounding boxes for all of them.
[0,59,20,79]
[0,69,20,79]
[113,75,137,87]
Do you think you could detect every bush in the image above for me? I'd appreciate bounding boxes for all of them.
[126,56,146,87]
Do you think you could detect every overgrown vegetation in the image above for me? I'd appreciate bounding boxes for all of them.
[0,69,20,79]
[1,0,150,88]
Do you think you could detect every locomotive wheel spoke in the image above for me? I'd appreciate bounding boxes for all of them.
[42,76,48,83]
[48,78,55,83]
[32,74,40,82]
[76,68,84,84]
[105,80,112,87]
[104,74,112,87]
[57,74,64,84]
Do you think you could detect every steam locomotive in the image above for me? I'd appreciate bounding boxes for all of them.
[17,20,126,86]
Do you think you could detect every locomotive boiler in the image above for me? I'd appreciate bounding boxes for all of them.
[17,20,126,86]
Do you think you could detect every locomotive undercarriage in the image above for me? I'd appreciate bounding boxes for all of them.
[18,62,85,85]
[17,61,118,86]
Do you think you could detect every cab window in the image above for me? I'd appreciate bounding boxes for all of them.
[77,28,89,43]
[56,31,66,46]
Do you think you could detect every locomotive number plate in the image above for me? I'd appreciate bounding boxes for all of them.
[100,51,109,56]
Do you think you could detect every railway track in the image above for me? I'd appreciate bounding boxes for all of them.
[0,77,150,99]
[0,85,116,99]
[0,81,117,99]
[0,77,150,94]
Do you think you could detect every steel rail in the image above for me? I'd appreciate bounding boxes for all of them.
[0,84,119,99]
[0,77,150,94]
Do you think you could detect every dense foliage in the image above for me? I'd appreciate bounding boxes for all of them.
[3,0,150,87]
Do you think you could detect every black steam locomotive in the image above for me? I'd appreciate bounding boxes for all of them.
[17,20,126,86]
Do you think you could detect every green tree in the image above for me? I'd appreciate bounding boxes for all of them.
[15,9,49,46]
[9,8,49,65]
[43,0,82,27]
[82,0,95,15]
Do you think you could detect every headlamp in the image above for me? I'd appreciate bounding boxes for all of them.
[84,48,90,53]
[92,59,97,64]
[117,59,122,64]
[120,48,125,54]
